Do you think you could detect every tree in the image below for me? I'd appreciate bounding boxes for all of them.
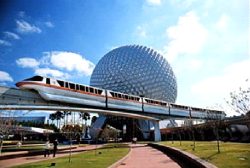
[54,111,64,128]
[184,118,196,150]
[49,113,56,125]
[80,113,90,125]
[91,116,97,125]
[0,110,16,155]
[227,79,250,115]
[100,125,120,141]
[63,111,72,126]
[61,124,82,133]
[207,111,223,153]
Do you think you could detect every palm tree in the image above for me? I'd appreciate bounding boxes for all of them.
[63,111,71,126]
[49,113,56,125]
[80,113,90,126]
[54,111,64,128]
[91,116,97,125]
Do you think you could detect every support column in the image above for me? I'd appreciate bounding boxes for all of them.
[153,120,161,141]
[89,115,106,140]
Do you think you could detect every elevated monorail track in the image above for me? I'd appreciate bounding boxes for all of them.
[0,86,159,120]
[0,86,225,120]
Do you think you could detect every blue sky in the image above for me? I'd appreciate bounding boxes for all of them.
[0,0,249,116]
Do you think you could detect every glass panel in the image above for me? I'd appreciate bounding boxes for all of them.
[89,87,94,93]
[69,83,75,89]
[57,80,64,87]
[76,84,79,90]
[24,76,43,81]
[46,78,50,84]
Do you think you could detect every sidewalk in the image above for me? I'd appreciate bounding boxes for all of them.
[0,145,77,160]
[0,144,103,168]
[116,144,181,168]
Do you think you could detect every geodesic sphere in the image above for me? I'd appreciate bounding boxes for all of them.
[90,45,177,103]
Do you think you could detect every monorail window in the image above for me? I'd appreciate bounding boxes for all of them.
[124,95,128,99]
[24,76,43,81]
[161,102,167,106]
[65,82,69,88]
[57,80,64,87]
[46,78,50,84]
[89,87,94,93]
[97,89,102,94]
[76,84,79,90]
[118,94,122,98]
[86,87,89,92]
[69,83,75,90]
[80,85,85,92]
[110,92,115,97]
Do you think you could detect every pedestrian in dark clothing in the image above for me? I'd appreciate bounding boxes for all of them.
[53,139,58,157]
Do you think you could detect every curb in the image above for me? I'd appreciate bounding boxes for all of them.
[108,146,132,168]
[148,143,217,168]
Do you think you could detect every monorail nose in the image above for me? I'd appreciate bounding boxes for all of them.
[16,82,23,87]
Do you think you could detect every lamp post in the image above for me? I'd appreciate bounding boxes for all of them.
[68,125,74,163]
[19,124,23,143]
[0,133,3,155]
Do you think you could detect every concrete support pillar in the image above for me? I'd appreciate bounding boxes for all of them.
[138,119,151,140]
[89,115,106,140]
[153,120,161,141]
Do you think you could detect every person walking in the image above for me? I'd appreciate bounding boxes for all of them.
[44,140,51,157]
[53,139,58,157]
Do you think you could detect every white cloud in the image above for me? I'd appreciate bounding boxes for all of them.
[16,20,41,34]
[191,58,250,109]
[35,68,69,79]
[164,11,208,62]
[45,21,54,28]
[146,0,161,6]
[0,71,13,82]
[4,31,20,40]
[16,58,40,68]
[48,51,95,76]
[0,39,11,46]
[15,51,94,79]
[135,26,147,38]
[188,59,203,70]
[170,0,199,9]
[215,14,230,31]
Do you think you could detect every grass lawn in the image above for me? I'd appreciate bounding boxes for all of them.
[12,143,129,168]
[160,141,250,168]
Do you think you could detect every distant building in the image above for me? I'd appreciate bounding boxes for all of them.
[0,116,46,124]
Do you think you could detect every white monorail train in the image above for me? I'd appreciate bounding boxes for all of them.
[16,76,225,119]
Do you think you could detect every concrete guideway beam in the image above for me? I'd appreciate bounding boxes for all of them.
[0,105,160,121]
[0,86,225,120]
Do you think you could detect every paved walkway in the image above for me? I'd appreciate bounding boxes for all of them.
[116,144,181,168]
[0,144,103,168]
